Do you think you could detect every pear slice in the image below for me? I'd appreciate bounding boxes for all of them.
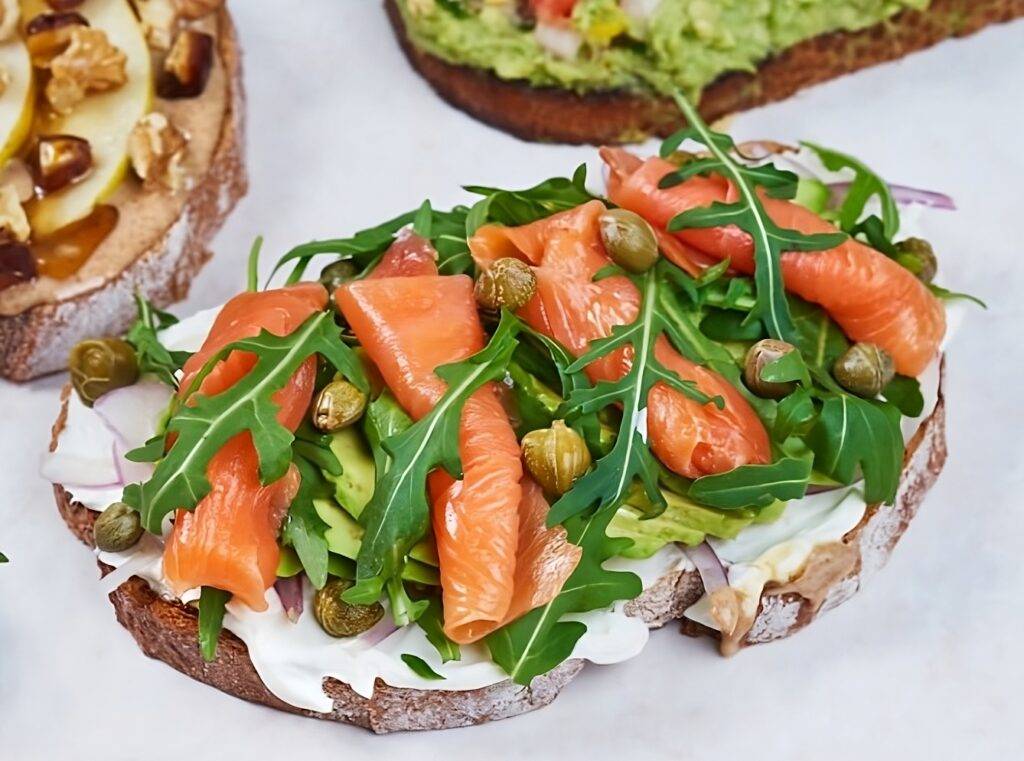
[27,0,153,237]
[0,27,34,164]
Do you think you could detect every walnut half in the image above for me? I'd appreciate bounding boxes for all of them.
[45,27,127,115]
[128,112,189,193]
[175,0,223,20]
[0,185,31,243]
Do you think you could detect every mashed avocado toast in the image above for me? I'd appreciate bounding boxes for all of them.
[387,0,1024,143]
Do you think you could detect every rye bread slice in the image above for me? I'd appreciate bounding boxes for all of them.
[386,0,1024,144]
[0,8,247,381]
[49,366,945,732]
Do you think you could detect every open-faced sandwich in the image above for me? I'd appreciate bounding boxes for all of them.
[43,102,969,732]
[388,0,1024,144]
[0,0,245,381]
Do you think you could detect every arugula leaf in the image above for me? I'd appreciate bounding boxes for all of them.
[688,457,811,510]
[802,142,899,238]
[0,551,8,563]
[363,391,414,474]
[668,93,846,344]
[464,164,595,232]
[124,312,367,533]
[198,586,230,662]
[416,596,461,663]
[773,388,816,441]
[401,654,445,680]
[486,506,641,685]
[342,313,521,614]
[883,375,925,418]
[546,269,721,527]
[928,283,987,309]
[247,236,263,292]
[807,395,903,504]
[700,308,766,342]
[282,455,331,589]
[788,296,850,371]
[125,295,190,389]
[268,210,417,285]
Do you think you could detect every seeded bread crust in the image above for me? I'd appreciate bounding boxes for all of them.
[386,0,1024,144]
[50,366,946,732]
[0,8,247,381]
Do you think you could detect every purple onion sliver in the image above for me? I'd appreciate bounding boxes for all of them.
[683,541,728,593]
[827,182,956,211]
[362,617,399,647]
[274,576,304,623]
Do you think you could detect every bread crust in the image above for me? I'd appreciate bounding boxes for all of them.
[0,8,247,381]
[49,364,946,731]
[386,0,1024,144]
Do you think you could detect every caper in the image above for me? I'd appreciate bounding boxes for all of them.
[743,339,798,399]
[313,578,384,637]
[474,257,536,312]
[832,342,895,398]
[894,237,937,284]
[521,420,591,496]
[93,502,143,553]
[318,259,358,293]
[598,208,659,273]
[68,337,139,407]
[312,379,367,432]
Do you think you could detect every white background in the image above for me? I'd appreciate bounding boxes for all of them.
[2,2,1023,759]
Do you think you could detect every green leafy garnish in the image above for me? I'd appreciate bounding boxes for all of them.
[486,506,641,685]
[198,586,230,662]
[343,313,521,621]
[123,312,367,533]
[464,164,595,234]
[666,93,846,344]
[125,295,190,389]
[415,596,461,663]
[688,457,811,510]
[281,454,332,589]
[802,142,899,238]
[807,396,903,504]
[883,375,925,418]
[401,654,446,680]
[546,268,721,527]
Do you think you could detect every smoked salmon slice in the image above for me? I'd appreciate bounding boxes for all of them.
[470,200,771,479]
[338,253,524,643]
[338,234,580,643]
[602,148,946,377]
[163,284,326,611]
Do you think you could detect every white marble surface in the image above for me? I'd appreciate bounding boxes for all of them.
[2,2,1023,759]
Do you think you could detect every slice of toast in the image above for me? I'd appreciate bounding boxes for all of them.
[0,7,247,381]
[386,0,1024,144]
[49,367,946,732]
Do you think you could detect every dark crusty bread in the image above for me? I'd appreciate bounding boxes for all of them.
[0,8,247,381]
[51,368,946,732]
[386,0,1024,144]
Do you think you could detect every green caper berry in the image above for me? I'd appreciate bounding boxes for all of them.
[313,578,384,637]
[832,343,895,398]
[93,502,143,553]
[474,258,537,312]
[521,420,591,495]
[319,260,358,293]
[598,208,659,273]
[894,237,937,284]
[312,379,367,432]
[743,339,798,399]
[68,338,139,407]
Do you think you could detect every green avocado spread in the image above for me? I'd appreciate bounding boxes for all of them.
[399,0,929,97]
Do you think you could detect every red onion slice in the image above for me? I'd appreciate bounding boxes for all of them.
[274,576,304,623]
[92,381,173,484]
[683,541,728,594]
[361,616,399,647]
[828,181,956,211]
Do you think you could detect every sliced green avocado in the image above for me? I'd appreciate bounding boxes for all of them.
[326,428,375,519]
[313,497,438,584]
[609,489,755,559]
[794,177,830,214]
